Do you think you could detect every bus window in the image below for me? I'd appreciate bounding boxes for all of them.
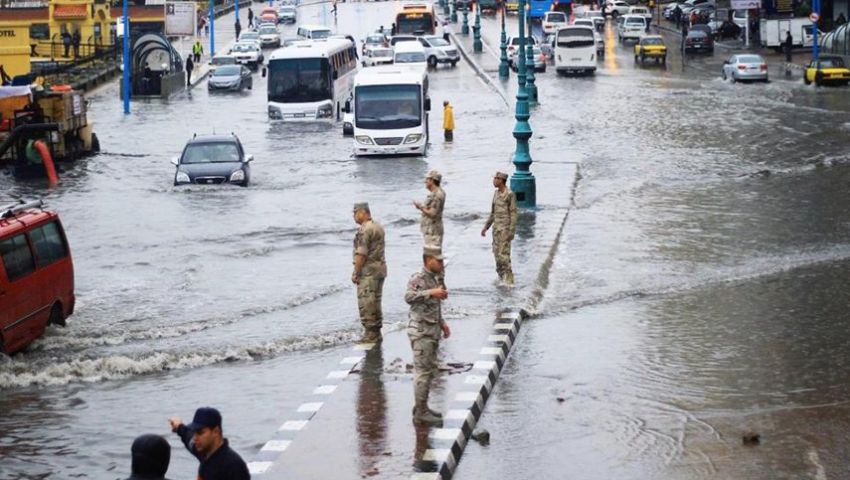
[268,58,332,103]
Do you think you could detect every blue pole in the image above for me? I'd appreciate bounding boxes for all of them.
[235,0,240,26]
[209,0,215,56]
[122,0,130,114]
[812,0,819,60]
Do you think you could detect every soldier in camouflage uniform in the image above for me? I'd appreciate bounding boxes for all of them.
[405,245,451,426]
[352,202,387,343]
[480,171,518,285]
[413,170,446,247]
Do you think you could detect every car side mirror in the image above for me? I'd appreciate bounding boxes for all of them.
[262,67,267,77]
[245,154,254,163]
[171,156,179,166]
[344,100,351,113]
[424,98,431,111]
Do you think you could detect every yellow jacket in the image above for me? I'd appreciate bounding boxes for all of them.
[443,105,454,130]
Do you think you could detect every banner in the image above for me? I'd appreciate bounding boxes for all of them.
[165,1,196,36]
[731,0,759,9]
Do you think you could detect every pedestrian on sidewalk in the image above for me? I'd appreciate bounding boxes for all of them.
[72,29,81,58]
[405,245,451,426]
[235,20,242,41]
[443,20,453,42]
[124,434,172,480]
[442,100,454,141]
[185,55,194,87]
[192,39,203,63]
[61,28,71,58]
[414,170,446,247]
[168,408,250,480]
[248,8,254,28]
[480,171,518,285]
[785,31,793,62]
[352,202,387,343]
[391,22,397,35]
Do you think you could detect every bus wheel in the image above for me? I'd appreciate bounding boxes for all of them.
[428,56,438,68]
[49,303,65,327]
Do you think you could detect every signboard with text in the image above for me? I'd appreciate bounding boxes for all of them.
[730,0,759,9]
[165,1,196,36]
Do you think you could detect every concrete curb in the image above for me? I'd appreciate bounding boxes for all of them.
[409,309,527,480]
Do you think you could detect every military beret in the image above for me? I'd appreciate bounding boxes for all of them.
[426,170,442,182]
[353,202,370,212]
[494,171,509,181]
[423,245,443,260]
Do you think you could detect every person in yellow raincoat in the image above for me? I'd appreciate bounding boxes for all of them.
[443,100,454,141]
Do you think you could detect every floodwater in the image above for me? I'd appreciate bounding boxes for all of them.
[2,4,850,479]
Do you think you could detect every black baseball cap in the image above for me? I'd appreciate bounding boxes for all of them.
[186,407,222,431]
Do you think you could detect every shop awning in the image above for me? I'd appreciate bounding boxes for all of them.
[53,4,89,19]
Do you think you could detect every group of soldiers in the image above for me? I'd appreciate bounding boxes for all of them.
[351,169,519,426]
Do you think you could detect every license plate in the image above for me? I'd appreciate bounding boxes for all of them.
[571,57,581,61]
[293,113,306,118]
[205,179,214,184]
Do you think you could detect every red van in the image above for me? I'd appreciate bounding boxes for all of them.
[0,200,74,355]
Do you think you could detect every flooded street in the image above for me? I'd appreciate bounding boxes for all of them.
[3,2,850,479]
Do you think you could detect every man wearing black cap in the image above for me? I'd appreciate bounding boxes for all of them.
[168,407,250,480]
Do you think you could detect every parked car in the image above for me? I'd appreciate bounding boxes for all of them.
[258,24,281,48]
[721,54,768,82]
[229,42,264,70]
[511,45,546,72]
[208,54,236,73]
[0,200,74,355]
[172,134,253,187]
[804,55,850,86]
[277,5,296,23]
[543,11,569,34]
[682,29,713,53]
[506,35,538,67]
[617,15,647,42]
[605,0,631,17]
[362,46,394,66]
[208,64,253,91]
[634,34,667,65]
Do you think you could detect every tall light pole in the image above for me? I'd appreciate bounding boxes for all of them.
[209,0,215,56]
[524,4,537,104]
[462,1,469,34]
[511,0,536,208]
[499,4,509,79]
[812,0,820,61]
[122,0,130,114]
[451,1,458,23]
[473,3,482,52]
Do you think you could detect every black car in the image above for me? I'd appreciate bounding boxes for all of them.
[683,30,713,53]
[207,65,253,92]
[172,134,253,186]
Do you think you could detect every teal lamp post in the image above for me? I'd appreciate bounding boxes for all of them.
[444,0,450,17]
[451,1,458,23]
[473,3,482,52]
[524,4,538,104]
[499,4,509,79]
[511,0,536,208]
[462,1,470,35]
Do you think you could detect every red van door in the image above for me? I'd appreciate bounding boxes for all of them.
[0,232,43,354]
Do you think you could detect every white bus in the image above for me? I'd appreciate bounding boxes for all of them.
[266,38,358,121]
[555,26,597,75]
[349,66,431,156]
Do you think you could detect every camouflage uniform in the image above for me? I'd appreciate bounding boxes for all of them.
[354,219,387,336]
[405,265,445,417]
[420,186,446,247]
[484,188,518,282]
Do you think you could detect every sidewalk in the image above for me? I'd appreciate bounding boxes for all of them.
[174,5,247,90]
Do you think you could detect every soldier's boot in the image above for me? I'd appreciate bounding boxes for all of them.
[413,405,443,426]
[503,270,515,286]
[360,326,382,343]
[412,406,443,418]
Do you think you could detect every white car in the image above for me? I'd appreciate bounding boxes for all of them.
[238,31,261,46]
[257,24,280,48]
[584,10,606,31]
[542,11,568,34]
[617,15,647,42]
[419,36,459,68]
[506,35,538,67]
[229,41,264,70]
[277,5,296,23]
[392,41,428,72]
[362,46,394,66]
[628,6,652,21]
[605,0,631,17]
[679,0,714,15]
[573,18,605,56]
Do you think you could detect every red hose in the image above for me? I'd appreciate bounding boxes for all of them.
[34,140,59,187]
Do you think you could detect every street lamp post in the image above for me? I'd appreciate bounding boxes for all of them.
[451,1,458,23]
[498,4,509,78]
[524,5,538,104]
[511,0,536,208]
[443,0,450,17]
[209,0,215,56]
[122,0,130,114]
[473,3,482,52]
[462,1,469,34]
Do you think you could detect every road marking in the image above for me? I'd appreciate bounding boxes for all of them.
[279,420,308,431]
[480,347,502,355]
[247,461,273,474]
[454,392,479,402]
[431,428,462,440]
[326,370,350,379]
[445,409,470,420]
[297,402,323,413]
[312,385,337,395]
[423,449,451,462]
[487,334,510,343]
[473,360,496,370]
[340,355,364,365]
[260,440,292,452]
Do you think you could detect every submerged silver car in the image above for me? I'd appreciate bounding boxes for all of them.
[721,54,768,82]
[207,64,253,91]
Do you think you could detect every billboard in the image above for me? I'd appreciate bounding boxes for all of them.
[165,1,196,36]
[731,0,759,9]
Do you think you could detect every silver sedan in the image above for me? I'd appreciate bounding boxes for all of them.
[721,54,769,83]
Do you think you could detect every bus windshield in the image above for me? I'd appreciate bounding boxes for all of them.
[268,58,331,103]
[397,13,434,34]
[557,28,595,48]
[355,84,422,130]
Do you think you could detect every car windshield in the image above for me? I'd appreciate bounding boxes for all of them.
[820,58,845,68]
[366,34,386,44]
[280,6,294,12]
[260,27,277,35]
[211,56,235,65]
[309,29,332,39]
[547,13,567,22]
[395,52,426,63]
[557,28,594,47]
[625,17,645,25]
[737,55,762,63]
[372,49,393,57]
[213,65,241,76]
[182,142,241,164]
[268,58,331,103]
[240,33,259,40]
[355,84,422,129]
[510,37,537,45]
[425,36,450,46]
[689,31,708,38]
[642,37,664,45]
[232,43,256,52]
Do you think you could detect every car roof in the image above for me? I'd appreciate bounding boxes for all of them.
[187,134,240,144]
[394,41,425,52]
[0,203,57,237]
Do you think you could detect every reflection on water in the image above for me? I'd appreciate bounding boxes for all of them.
[357,347,387,475]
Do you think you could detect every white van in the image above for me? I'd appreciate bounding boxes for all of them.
[542,11,568,34]
[555,26,597,75]
[296,24,333,40]
[393,41,428,73]
[618,15,647,42]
